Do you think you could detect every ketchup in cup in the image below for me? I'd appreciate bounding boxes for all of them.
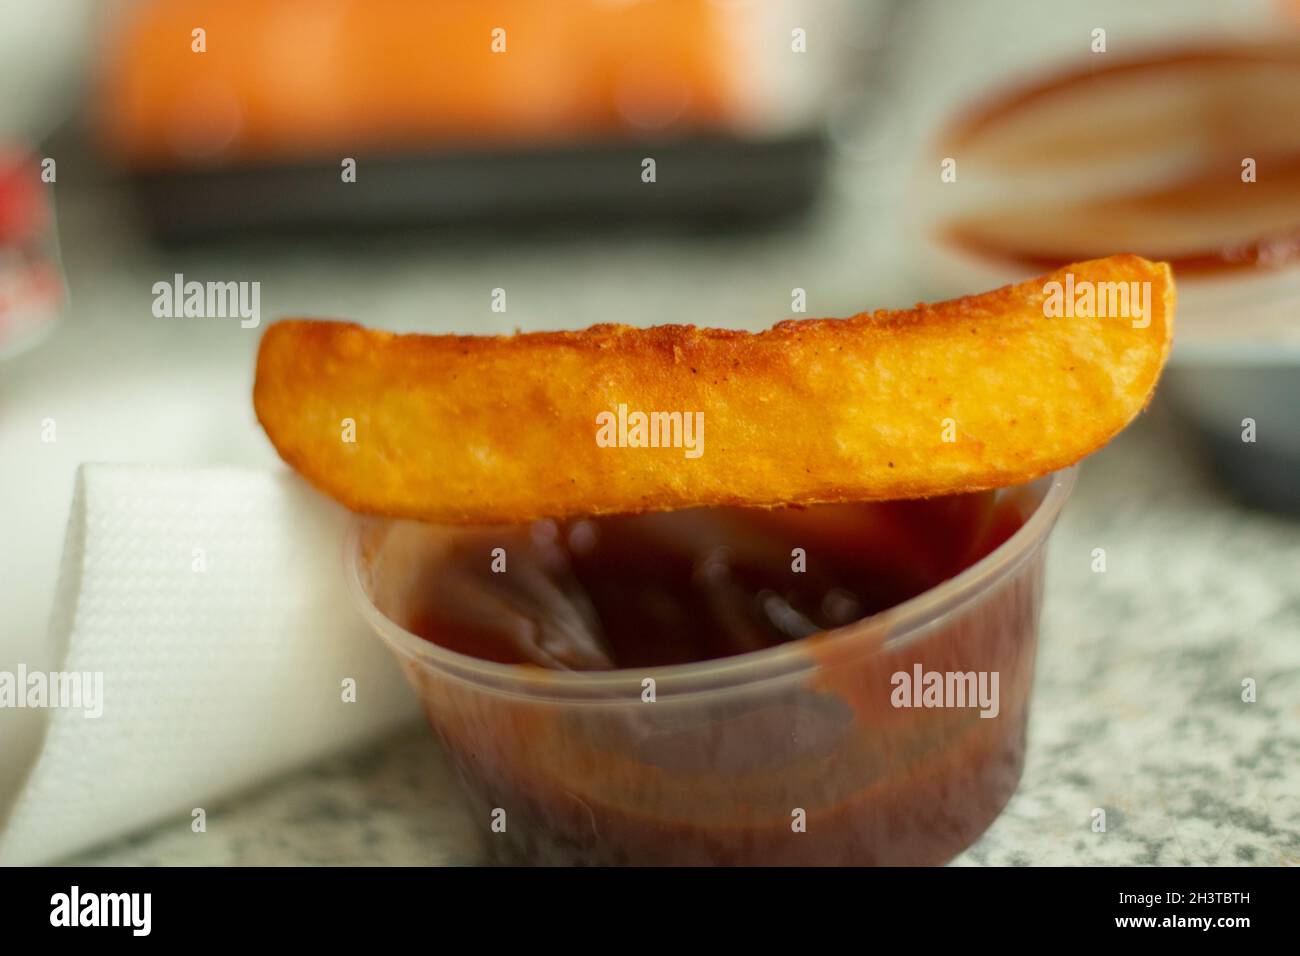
[350,474,1075,865]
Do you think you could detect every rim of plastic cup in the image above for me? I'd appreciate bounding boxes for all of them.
[345,468,1077,700]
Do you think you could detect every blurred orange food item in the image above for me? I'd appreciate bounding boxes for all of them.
[97,0,740,168]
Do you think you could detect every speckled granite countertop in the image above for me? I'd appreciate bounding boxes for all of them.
[65,401,1300,866]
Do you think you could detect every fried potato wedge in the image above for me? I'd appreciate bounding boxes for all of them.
[254,255,1174,524]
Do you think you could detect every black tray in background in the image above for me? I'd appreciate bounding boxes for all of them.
[126,132,829,243]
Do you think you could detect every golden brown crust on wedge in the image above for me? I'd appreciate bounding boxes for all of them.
[254,255,1174,524]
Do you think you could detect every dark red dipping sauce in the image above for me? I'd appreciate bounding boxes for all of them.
[410,494,1026,671]
[388,490,1047,865]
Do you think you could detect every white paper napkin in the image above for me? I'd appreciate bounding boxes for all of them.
[0,464,420,866]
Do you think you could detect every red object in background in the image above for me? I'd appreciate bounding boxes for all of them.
[0,150,62,360]
[0,153,51,244]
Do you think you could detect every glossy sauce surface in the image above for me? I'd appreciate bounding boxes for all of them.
[409,492,1025,669]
